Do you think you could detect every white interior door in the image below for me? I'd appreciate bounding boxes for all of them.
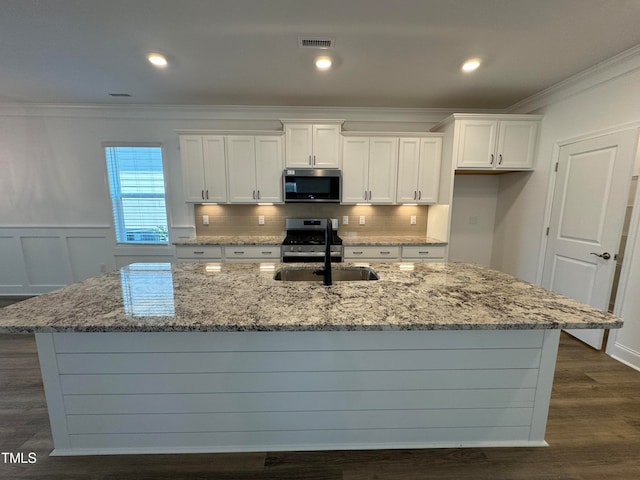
[542,130,637,349]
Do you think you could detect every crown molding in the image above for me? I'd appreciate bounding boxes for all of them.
[507,44,640,113]
[0,103,479,124]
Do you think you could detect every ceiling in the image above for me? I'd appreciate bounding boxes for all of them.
[2,0,640,109]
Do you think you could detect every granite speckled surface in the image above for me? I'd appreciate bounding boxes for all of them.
[174,234,446,246]
[174,235,285,246]
[341,235,446,246]
[0,262,621,333]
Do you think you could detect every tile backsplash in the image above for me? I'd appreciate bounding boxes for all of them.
[195,204,428,237]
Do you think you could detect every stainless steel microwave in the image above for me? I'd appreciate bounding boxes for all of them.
[283,168,341,203]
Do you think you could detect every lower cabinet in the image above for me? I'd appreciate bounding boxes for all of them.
[223,246,281,263]
[175,246,223,261]
[344,246,401,262]
[401,245,447,262]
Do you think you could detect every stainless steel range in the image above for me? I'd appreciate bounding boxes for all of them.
[281,218,343,263]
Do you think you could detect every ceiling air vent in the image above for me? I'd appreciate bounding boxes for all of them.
[298,36,335,49]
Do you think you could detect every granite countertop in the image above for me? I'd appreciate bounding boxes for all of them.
[0,262,621,333]
[341,235,447,246]
[174,235,285,246]
[174,234,447,246]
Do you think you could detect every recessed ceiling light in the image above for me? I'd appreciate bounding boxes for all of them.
[461,58,481,73]
[147,53,168,67]
[315,56,332,71]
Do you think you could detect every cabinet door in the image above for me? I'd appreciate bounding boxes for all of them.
[285,124,313,167]
[254,136,284,203]
[202,136,228,203]
[341,137,369,203]
[456,120,498,169]
[496,121,538,170]
[312,124,341,168]
[416,137,442,204]
[396,138,421,203]
[226,136,257,203]
[368,137,398,204]
[180,136,207,202]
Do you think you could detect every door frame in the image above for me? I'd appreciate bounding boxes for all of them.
[536,123,640,347]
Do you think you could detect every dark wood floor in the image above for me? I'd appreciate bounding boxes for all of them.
[0,332,639,479]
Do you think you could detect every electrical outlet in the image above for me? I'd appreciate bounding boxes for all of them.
[359,216,365,225]
[342,216,349,225]
[410,215,417,225]
[258,215,265,225]
[202,215,209,225]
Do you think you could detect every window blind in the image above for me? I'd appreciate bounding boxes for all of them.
[105,146,169,244]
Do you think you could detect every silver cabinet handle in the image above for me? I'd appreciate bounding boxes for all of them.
[261,251,273,255]
[313,155,316,166]
[201,190,205,200]
[252,190,256,200]
[414,191,417,200]
[234,251,245,254]
[193,251,204,255]
[369,190,372,200]
[353,251,363,255]
[364,191,368,201]
[257,190,260,200]
[590,252,611,260]
[419,251,429,254]
[418,191,422,200]
[206,190,209,200]
[490,154,494,165]
[498,154,503,165]
[309,155,312,165]
[380,251,391,254]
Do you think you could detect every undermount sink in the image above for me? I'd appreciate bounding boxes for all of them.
[274,266,379,282]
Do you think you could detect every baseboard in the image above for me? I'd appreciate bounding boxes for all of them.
[609,342,640,372]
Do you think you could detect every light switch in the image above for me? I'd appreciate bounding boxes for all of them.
[359,216,365,225]
[258,215,265,225]
[202,215,209,225]
[342,216,349,225]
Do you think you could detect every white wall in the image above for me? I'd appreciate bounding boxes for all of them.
[500,53,640,369]
[448,175,499,266]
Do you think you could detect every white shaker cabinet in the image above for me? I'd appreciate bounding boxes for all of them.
[283,122,342,168]
[227,135,283,203]
[453,116,540,171]
[180,135,228,203]
[396,137,442,204]
[342,136,398,204]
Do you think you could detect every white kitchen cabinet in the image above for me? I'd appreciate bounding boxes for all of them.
[342,136,398,204]
[453,116,539,171]
[175,245,223,261]
[396,137,442,204]
[227,135,283,203]
[344,246,401,262]
[283,122,342,168]
[401,245,447,262]
[180,135,227,203]
[223,245,281,263]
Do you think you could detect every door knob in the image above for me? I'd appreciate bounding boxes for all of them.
[590,252,611,260]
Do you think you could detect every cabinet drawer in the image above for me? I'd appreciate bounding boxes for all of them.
[223,246,281,260]
[402,245,446,261]
[175,246,223,260]
[344,246,401,261]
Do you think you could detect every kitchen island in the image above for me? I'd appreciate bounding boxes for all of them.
[0,262,621,455]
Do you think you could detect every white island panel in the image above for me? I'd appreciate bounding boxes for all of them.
[37,329,559,455]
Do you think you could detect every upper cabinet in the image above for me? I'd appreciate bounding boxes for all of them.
[180,135,228,203]
[342,136,398,204]
[434,114,541,171]
[227,135,283,203]
[283,121,343,168]
[396,137,442,204]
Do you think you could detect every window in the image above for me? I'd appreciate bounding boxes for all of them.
[105,145,169,244]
